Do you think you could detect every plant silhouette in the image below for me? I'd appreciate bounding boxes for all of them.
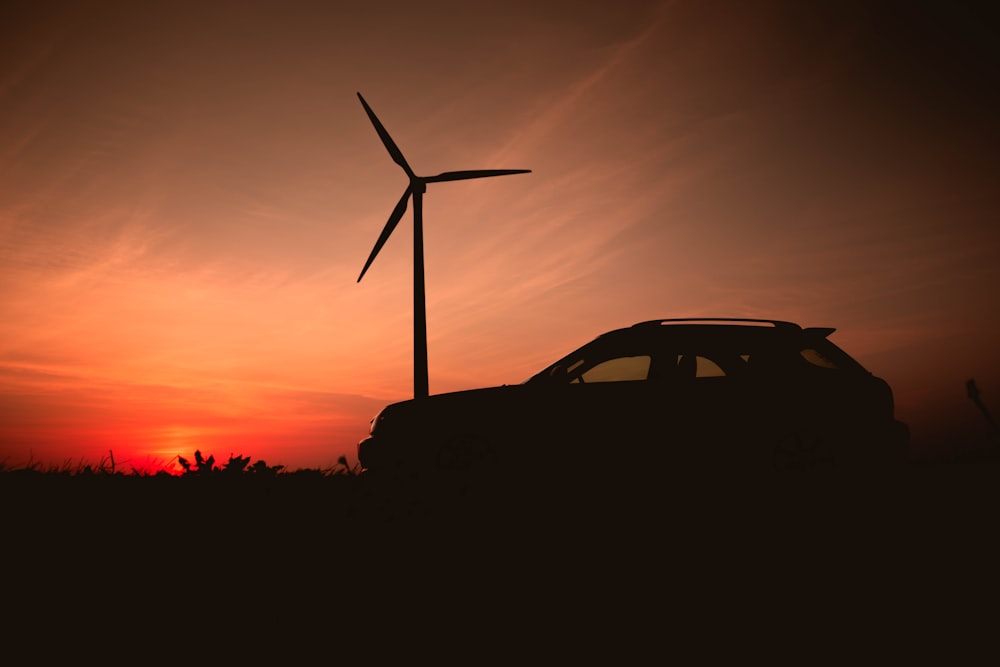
[178,450,215,475]
[221,453,251,475]
[177,450,287,477]
[967,379,999,442]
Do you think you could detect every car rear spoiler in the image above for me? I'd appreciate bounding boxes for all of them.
[803,327,836,337]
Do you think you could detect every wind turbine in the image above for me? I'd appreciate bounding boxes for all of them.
[355,92,531,400]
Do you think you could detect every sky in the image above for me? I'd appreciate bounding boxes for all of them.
[1,0,998,471]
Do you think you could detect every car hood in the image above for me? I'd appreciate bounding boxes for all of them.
[372,384,535,434]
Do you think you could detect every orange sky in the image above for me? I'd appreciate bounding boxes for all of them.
[2,1,998,471]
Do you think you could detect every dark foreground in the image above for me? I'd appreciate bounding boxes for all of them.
[5,458,1000,656]
[6,455,1000,546]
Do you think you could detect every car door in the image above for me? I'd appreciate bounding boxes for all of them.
[527,341,661,463]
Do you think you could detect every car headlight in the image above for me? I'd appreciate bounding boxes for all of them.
[369,406,388,435]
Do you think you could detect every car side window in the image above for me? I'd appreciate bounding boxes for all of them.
[694,355,726,377]
[675,353,742,378]
[571,355,651,383]
[800,347,839,369]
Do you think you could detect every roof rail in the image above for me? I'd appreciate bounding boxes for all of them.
[631,318,802,330]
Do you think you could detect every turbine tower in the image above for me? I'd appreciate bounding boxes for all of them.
[356,92,530,400]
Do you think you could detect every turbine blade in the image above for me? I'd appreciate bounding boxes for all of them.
[357,92,415,179]
[357,187,411,283]
[424,169,531,183]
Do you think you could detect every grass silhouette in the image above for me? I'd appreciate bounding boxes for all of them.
[2,431,996,542]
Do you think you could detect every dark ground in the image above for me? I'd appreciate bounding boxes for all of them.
[4,455,999,657]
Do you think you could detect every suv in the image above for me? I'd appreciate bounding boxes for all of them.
[357,319,910,473]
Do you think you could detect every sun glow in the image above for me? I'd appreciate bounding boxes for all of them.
[146,425,213,457]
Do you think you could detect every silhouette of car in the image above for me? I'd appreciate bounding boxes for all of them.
[357,318,910,473]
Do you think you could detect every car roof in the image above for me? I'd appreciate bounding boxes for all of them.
[578,319,842,353]
[607,318,836,339]
[632,318,820,331]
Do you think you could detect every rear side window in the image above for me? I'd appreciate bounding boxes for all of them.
[694,355,726,377]
[800,347,839,369]
[675,353,745,378]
